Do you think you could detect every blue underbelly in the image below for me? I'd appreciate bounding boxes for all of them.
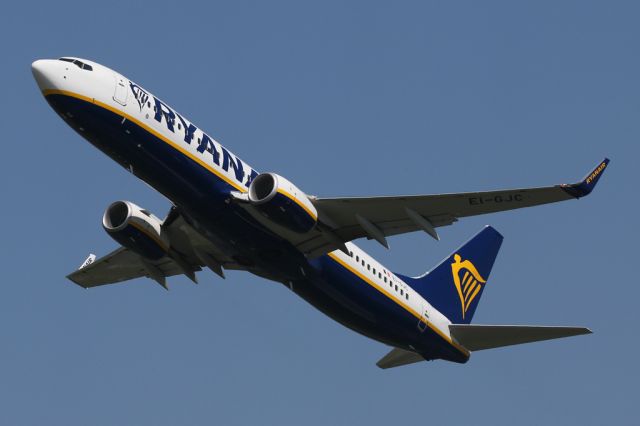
[47,93,468,363]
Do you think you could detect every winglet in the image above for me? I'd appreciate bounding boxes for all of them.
[78,253,96,270]
[561,158,610,198]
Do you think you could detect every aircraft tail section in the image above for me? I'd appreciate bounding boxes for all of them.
[397,226,503,324]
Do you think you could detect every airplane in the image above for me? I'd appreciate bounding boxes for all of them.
[31,57,609,368]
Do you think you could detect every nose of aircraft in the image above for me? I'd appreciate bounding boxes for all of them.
[31,59,57,91]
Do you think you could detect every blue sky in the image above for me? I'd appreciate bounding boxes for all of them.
[1,1,637,425]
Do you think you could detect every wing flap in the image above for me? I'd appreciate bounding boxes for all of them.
[449,324,592,351]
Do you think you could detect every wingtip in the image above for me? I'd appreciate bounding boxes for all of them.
[560,158,610,198]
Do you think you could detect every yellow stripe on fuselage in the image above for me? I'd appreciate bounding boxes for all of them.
[276,188,318,220]
[327,252,470,357]
[42,89,248,193]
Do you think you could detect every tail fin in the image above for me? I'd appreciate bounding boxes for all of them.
[397,226,503,324]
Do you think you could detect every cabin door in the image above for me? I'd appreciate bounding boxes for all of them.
[113,73,128,106]
[417,303,430,333]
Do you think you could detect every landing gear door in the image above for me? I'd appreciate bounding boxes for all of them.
[113,73,129,106]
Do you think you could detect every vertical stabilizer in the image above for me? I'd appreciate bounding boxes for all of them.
[397,226,503,324]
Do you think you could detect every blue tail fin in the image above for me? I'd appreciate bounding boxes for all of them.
[397,226,504,324]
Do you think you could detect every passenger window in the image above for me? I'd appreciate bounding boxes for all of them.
[395,285,398,291]
[372,268,376,274]
[406,294,409,300]
[356,255,359,262]
[367,264,370,271]
[378,273,382,279]
[384,277,387,283]
[361,260,365,266]
[400,289,403,296]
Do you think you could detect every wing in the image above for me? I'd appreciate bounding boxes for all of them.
[67,247,195,288]
[67,209,249,289]
[297,158,609,254]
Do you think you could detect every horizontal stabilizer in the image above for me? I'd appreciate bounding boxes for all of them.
[449,324,592,351]
[376,347,425,369]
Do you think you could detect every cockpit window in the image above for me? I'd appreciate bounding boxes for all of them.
[58,57,93,71]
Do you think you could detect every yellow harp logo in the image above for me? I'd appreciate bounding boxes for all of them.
[451,254,486,319]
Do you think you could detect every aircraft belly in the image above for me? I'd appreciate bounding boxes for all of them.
[289,279,403,347]
[47,94,305,276]
[305,255,470,363]
[46,94,230,207]
[298,256,423,349]
[47,93,467,363]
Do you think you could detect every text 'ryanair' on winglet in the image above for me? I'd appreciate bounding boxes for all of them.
[560,158,610,198]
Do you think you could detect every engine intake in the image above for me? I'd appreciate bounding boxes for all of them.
[103,201,169,260]
[248,173,317,233]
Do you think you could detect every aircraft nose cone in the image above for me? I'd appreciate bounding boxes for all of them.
[31,59,56,91]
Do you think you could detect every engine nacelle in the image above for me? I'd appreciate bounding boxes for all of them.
[102,201,169,260]
[248,173,318,233]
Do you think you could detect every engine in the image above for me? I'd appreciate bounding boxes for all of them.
[102,201,169,260]
[248,173,318,233]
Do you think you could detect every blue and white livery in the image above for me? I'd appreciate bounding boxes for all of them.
[32,57,608,368]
